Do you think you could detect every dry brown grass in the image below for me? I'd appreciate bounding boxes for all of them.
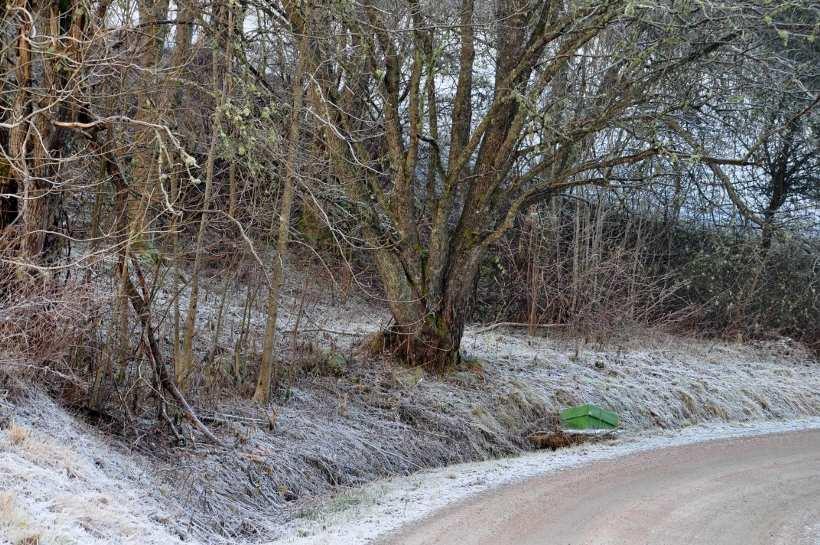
[526,430,606,451]
[6,422,29,446]
[0,493,40,545]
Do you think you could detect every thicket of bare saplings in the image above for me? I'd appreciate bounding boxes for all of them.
[0,0,818,436]
[474,196,819,346]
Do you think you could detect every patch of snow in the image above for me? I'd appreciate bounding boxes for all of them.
[268,417,820,545]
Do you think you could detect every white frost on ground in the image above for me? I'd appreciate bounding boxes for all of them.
[0,393,187,545]
[268,418,820,545]
[0,364,816,545]
[4,267,818,544]
[458,330,819,429]
[169,264,820,430]
[151,264,818,432]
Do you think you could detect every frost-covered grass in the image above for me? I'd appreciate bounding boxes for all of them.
[2,262,818,545]
[0,392,188,545]
[267,417,820,545]
[460,329,819,429]
[128,287,818,543]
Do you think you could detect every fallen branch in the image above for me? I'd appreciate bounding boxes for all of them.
[125,260,223,447]
[471,322,567,335]
[281,327,365,337]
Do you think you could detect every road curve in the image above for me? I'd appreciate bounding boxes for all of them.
[379,430,820,545]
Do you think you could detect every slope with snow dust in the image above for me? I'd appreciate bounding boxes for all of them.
[1,275,818,545]
[0,391,189,545]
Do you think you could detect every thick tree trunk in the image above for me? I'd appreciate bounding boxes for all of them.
[7,1,65,265]
[9,0,32,256]
[761,170,787,251]
[381,314,464,369]
[378,245,482,370]
[761,213,775,251]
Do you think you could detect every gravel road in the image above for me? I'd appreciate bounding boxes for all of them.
[380,430,820,545]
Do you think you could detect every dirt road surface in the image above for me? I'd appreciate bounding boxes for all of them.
[380,430,820,545]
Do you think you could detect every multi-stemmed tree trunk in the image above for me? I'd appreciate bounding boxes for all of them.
[284,0,772,369]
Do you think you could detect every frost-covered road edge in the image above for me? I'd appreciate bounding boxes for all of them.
[269,417,820,545]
